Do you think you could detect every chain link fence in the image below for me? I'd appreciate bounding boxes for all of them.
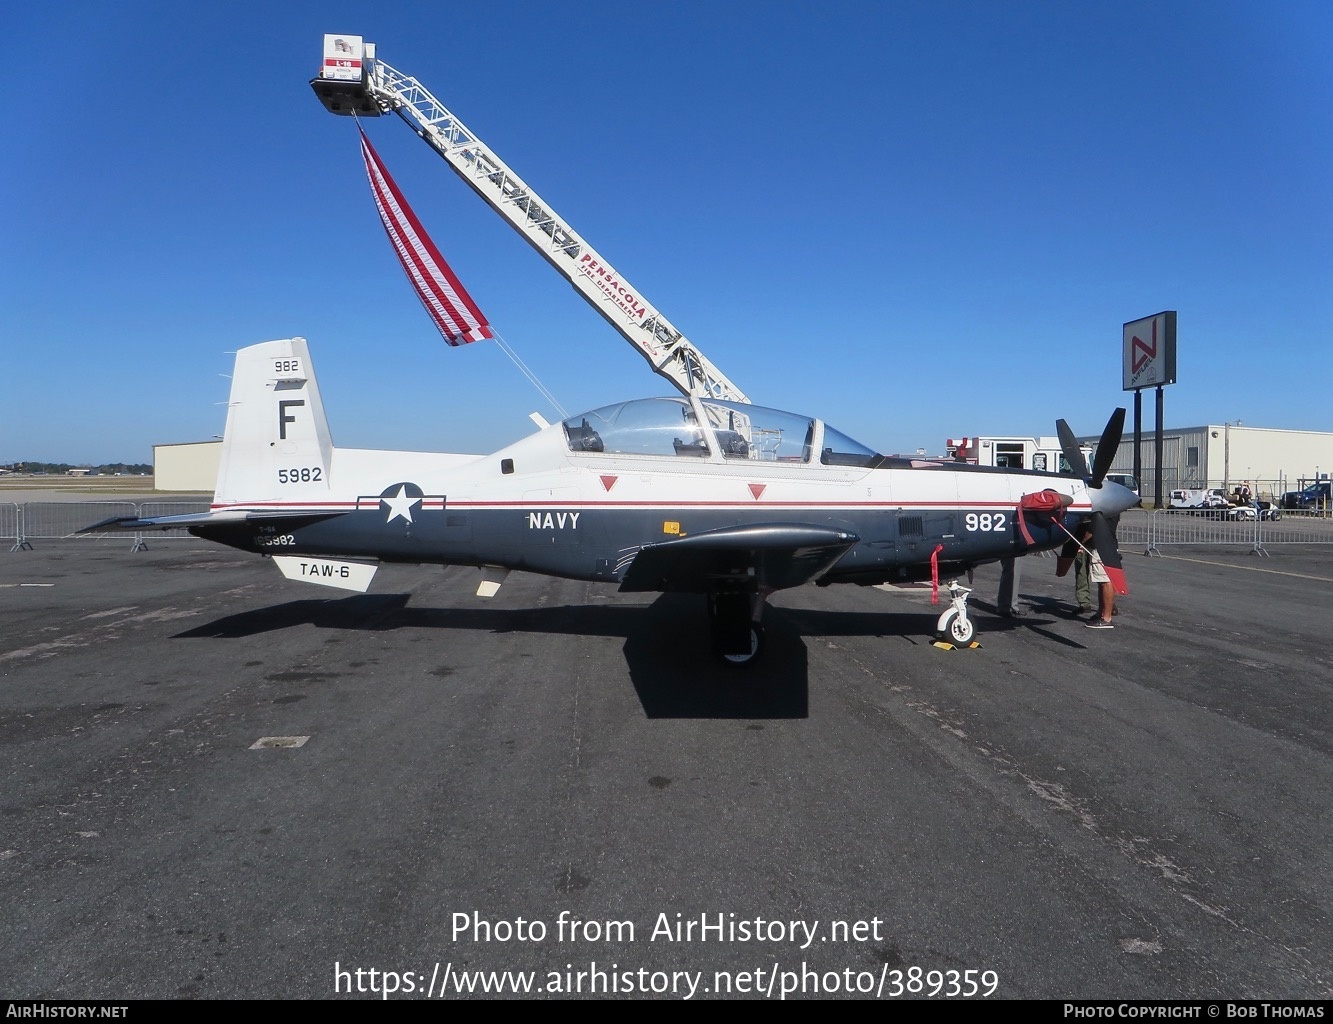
[1139,479,1330,516]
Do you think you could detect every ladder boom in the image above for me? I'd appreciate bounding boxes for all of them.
[311,40,748,404]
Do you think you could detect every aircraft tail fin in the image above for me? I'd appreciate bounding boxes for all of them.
[215,338,334,504]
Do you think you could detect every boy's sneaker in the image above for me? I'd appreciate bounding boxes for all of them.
[1085,619,1114,629]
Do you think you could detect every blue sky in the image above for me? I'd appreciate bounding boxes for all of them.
[4,2,1331,464]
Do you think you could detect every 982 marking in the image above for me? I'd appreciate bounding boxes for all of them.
[964,512,1007,532]
[273,358,304,375]
[278,467,322,484]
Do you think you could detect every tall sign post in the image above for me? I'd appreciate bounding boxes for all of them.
[1122,311,1178,509]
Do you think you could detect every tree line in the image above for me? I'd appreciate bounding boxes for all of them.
[2,462,152,475]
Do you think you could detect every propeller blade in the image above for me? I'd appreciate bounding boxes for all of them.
[1089,408,1127,487]
[1056,419,1089,478]
[1091,511,1129,595]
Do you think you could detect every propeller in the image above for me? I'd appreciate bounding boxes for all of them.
[1055,419,1089,479]
[1056,408,1125,488]
[1055,409,1131,596]
[1090,407,1126,487]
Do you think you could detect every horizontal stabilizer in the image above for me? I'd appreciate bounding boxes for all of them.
[80,509,350,533]
[619,522,859,593]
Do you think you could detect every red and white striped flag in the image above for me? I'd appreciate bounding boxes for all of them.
[358,126,493,346]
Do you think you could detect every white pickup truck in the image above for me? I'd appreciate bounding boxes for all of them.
[1168,488,1229,511]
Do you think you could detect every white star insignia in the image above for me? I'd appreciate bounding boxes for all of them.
[382,484,421,524]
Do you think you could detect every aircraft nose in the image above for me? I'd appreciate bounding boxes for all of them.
[1090,481,1140,516]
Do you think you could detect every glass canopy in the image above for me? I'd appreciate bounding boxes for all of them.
[561,398,880,467]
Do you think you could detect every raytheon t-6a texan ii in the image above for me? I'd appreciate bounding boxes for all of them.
[87,338,1137,666]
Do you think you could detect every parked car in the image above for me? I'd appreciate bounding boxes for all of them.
[1280,481,1331,511]
[1105,473,1140,498]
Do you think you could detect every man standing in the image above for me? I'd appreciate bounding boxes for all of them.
[1085,536,1116,629]
[1074,543,1093,616]
[1061,522,1094,616]
[996,556,1023,617]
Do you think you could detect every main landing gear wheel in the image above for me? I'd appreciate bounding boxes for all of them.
[708,591,765,668]
[717,623,765,668]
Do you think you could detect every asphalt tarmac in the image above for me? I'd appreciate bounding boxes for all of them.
[1,538,1330,1000]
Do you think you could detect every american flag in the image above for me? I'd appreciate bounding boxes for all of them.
[358,126,493,346]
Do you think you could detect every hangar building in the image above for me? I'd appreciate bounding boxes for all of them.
[153,441,221,493]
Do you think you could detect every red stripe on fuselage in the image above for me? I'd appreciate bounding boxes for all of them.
[212,500,1093,512]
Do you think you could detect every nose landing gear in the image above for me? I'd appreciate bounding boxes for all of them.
[935,581,977,647]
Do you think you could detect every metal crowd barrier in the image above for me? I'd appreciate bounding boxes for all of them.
[1241,514,1333,548]
[2,502,21,552]
[1111,509,1153,552]
[19,502,142,552]
[140,502,212,539]
[9,501,211,552]
[1137,508,1333,557]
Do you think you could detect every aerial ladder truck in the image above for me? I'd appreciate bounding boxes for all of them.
[310,34,749,405]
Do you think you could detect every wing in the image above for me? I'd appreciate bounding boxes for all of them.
[618,522,859,593]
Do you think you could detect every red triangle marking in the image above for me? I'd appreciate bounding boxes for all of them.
[600,475,618,492]
[748,483,766,500]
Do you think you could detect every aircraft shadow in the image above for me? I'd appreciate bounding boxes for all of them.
[994,595,1097,649]
[174,592,810,720]
[780,601,1088,646]
[620,594,808,720]
[173,592,1090,714]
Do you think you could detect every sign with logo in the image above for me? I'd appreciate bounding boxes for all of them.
[322,35,364,81]
[1122,311,1177,391]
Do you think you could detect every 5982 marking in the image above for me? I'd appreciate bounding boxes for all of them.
[278,468,322,484]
